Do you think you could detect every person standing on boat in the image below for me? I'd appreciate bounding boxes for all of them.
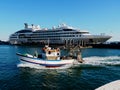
[34,51,38,57]
[77,51,84,63]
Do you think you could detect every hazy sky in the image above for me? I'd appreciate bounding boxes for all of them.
[0,0,120,41]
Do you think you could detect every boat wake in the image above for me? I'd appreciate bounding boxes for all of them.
[72,56,120,68]
[82,56,120,66]
[17,56,120,69]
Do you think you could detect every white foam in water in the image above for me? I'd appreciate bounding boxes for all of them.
[17,56,120,69]
[17,63,73,70]
[83,56,120,66]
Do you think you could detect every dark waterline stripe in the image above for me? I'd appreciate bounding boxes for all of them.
[20,59,66,67]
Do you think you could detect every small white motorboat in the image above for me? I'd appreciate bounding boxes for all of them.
[95,80,120,90]
[17,45,83,69]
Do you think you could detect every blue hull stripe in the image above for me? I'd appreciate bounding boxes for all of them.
[20,59,66,67]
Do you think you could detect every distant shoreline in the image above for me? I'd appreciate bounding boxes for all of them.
[1,40,120,49]
[0,40,10,45]
[91,43,120,49]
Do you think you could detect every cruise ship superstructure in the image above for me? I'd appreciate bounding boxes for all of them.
[9,23,111,46]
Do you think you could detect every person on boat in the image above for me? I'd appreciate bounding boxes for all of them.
[77,52,84,63]
[34,51,38,57]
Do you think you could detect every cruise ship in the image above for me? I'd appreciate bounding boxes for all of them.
[9,23,111,46]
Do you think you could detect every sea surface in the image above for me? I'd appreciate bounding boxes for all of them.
[0,45,120,90]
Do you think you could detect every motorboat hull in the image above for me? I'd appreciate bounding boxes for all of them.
[17,53,76,68]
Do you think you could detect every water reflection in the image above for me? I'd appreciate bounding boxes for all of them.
[18,67,83,89]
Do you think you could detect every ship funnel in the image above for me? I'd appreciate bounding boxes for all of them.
[31,24,34,26]
[24,23,28,28]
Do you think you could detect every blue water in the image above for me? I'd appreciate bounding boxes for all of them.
[0,45,120,90]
